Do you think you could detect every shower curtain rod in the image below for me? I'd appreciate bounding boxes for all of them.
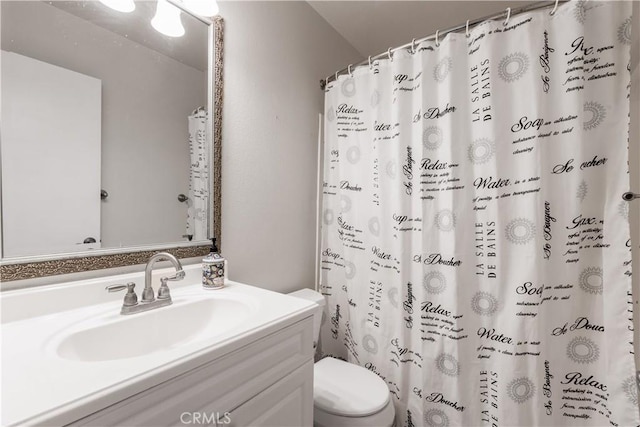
[320,0,568,90]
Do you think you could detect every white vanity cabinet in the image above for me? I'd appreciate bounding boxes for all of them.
[68,317,314,427]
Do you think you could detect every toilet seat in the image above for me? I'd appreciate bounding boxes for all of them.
[314,357,390,417]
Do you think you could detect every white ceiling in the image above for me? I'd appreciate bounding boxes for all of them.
[308,0,532,58]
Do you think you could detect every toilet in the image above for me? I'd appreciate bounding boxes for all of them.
[289,289,396,427]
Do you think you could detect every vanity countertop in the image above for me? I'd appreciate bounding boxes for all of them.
[1,266,316,427]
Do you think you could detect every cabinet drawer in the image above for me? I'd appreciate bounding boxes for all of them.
[69,316,314,427]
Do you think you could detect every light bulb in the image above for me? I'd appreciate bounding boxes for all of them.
[151,0,185,37]
[182,0,219,17]
[98,0,136,13]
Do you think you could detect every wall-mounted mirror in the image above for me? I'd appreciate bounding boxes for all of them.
[0,1,222,281]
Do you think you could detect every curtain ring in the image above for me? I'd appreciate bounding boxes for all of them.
[348,64,353,77]
[466,20,471,38]
[368,55,373,70]
[550,0,559,15]
[503,7,511,26]
[435,29,440,47]
[387,47,393,62]
[411,38,417,54]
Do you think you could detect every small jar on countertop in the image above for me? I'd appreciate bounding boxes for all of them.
[203,238,225,290]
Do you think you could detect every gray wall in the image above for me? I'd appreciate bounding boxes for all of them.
[218,1,362,293]
[1,1,206,249]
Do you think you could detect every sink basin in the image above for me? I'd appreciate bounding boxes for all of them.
[55,296,253,362]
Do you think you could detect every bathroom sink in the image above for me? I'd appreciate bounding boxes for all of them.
[2,268,317,427]
[55,295,254,362]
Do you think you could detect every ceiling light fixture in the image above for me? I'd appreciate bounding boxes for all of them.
[151,0,186,38]
[98,0,136,13]
[182,0,219,17]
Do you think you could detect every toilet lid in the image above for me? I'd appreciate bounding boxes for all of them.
[314,357,390,417]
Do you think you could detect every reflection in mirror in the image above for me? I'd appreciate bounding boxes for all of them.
[1,0,211,258]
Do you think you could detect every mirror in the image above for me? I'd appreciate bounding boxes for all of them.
[0,1,223,280]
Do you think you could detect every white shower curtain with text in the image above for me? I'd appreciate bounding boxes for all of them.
[320,1,638,425]
[187,108,209,240]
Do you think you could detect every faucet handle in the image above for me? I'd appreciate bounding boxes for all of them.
[158,277,172,300]
[106,284,127,293]
[106,282,138,307]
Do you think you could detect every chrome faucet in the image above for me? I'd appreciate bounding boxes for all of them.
[142,252,185,302]
[106,252,185,315]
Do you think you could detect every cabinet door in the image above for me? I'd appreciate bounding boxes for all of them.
[227,361,313,427]
[66,318,314,427]
[1,51,101,257]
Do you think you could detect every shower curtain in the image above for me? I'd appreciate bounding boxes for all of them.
[187,108,209,241]
[319,1,638,426]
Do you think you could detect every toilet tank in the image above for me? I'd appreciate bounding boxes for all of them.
[288,288,325,347]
